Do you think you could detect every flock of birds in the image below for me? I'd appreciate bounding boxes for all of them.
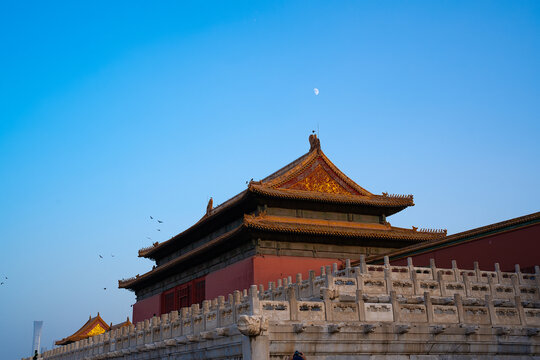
[5,87,320,293]
[1,215,165,291]
[97,216,164,291]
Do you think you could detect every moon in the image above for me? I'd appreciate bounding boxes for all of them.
[313,88,319,95]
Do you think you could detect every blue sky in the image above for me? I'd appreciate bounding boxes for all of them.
[1,1,539,358]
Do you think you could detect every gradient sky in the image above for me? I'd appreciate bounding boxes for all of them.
[1,1,539,358]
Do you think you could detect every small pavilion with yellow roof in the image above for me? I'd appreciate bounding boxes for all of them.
[55,314,131,346]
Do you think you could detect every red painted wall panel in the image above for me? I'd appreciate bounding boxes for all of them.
[205,257,255,300]
[205,255,341,299]
[132,293,161,323]
[253,255,340,288]
[391,225,540,272]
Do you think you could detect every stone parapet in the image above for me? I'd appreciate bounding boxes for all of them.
[27,258,540,360]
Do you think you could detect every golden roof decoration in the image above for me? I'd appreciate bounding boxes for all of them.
[55,313,110,346]
[55,314,132,346]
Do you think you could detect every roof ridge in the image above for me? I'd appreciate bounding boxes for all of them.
[248,185,414,207]
[243,214,445,241]
[316,150,372,196]
[380,192,414,200]
[418,228,447,234]
[261,151,311,183]
[366,211,540,263]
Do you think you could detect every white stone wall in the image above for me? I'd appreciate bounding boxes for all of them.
[28,258,540,360]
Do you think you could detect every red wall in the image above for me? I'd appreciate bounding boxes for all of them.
[205,255,340,299]
[205,257,255,299]
[133,255,350,321]
[132,293,161,323]
[253,255,340,289]
[391,225,540,272]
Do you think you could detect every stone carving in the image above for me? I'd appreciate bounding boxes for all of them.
[363,324,378,333]
[461,324,479,335]
[186,335,200,342]
[395,324,411,334]
[327,323,343,333]
[216,327,230,337]
[494,326,511,336]
[164,338,176,346]
[293,323,306,333]
[237,315,266,336]
[430,325,446,334]
[175,336,188,344]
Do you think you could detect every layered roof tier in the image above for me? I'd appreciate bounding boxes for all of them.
[119,135,446,292]
[119,212,445,289]
[136,136,419,260]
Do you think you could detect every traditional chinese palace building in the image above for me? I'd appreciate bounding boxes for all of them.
[119,135,447,322]
[45,135,539,359]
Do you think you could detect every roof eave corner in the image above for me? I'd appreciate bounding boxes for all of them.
[118,278,137,291]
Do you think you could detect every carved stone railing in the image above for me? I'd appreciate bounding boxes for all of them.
[29,257,540,360]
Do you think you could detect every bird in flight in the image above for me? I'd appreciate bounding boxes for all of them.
[150,216,153,219]
[103,287,107,290]
[146,236,152,240]
[111,254,115,257]
[99,255,103,259]
[157,220,163,223]
[157,229,161,231]
[1,282,4,285]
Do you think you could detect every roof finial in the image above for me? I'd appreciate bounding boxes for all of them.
[206,197,213,215]
[309,132,320,152]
